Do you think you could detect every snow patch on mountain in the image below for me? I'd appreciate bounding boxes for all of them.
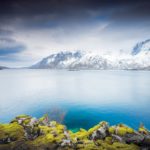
[30,39,150,70]
[132,39,150,55]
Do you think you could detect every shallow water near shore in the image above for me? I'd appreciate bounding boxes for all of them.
[0,69,150,130]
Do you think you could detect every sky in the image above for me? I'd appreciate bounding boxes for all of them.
[0,0,150,67]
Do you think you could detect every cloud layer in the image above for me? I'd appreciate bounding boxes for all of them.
[0,0,150,67]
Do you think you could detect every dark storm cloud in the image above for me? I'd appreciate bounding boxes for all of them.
[0,0,149,67]
[0,0,149,28]
[0,37,25,56]
[111,1,150,21]
[0,28,13,36]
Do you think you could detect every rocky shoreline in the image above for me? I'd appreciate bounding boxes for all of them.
[0,114,150,150]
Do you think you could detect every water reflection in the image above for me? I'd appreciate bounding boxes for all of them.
[0,69,150,129]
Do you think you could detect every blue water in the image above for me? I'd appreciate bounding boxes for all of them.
[0,69,150,130]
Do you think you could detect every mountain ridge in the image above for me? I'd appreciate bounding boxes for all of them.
[132,39,150,55]
[30,39,150,70]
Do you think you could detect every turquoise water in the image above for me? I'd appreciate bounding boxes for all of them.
[0,69,150,130]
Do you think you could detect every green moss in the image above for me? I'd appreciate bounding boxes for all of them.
[0,122,25,141]
[0,114,143,150]
[22,119,31,125]
[15,114,31,119]
[0,124,7,139]
[105,136,113,144]
[76,143,85,149]
[117,127,127,136]
[112,142,139,150]
[115,124,134,136]
[82,142,99,150]
[88,124,100,135]
[127,127,134,134]
[73,128,89,140]
[139,126,149,134]
[31,134,55,146]
[87,121,108,136]
[10,119,18,124]
[39,114,48,121]
[109,126,115,134]
[91,140,139,150]
[56,124,65,134]
[39,125,52,134]
[55,134,66,143]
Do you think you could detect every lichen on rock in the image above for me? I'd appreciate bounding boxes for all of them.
[0,114,149,150]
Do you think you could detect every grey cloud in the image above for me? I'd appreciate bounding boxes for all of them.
[0,0,149,29]
[0,28,13,36]
[110,1,150,22]
[0,37,25,56]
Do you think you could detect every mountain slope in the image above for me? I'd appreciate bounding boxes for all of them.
[132,39,150,55]
[30,39,150,70]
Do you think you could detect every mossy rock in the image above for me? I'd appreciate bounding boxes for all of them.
[117,127,127,136]
[139,126,149,135]
[0,114,145,150]
[32,126,40,135]
[56,124,65,134]
[39,114,48,120]
[91,140,115,150]
[39,117,45,122]
[94,140,139,150]
[10,115,32,126]
[105,136,113,144]
[109,126,115,134]
[73,129,89,140]
[112,142,140,150]
[22,119,31,125]
[0,124,7,139]
[39,125,52,134]
[50,128,60,135]
[76,143,85,149]
[50,121,57,126]
[88,124,100,135]
[81,143,100,150]
[0,122,25,141]
[31,134,55,146]
[30,131,66,146]
[55,133,66,143]
[0,144,11,150]
[10,119,18,124]
[87,121,108,136]
[15,114,31,120]
[126,127,134,134]
[99,121,108,126]
[116,125,134,136]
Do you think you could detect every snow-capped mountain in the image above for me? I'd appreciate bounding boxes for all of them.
[30,39,150,70]
[132,39,150,55]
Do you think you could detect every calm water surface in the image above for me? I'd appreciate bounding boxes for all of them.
[0,69,150,130]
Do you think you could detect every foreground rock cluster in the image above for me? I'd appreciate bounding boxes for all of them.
[0,115,150,150]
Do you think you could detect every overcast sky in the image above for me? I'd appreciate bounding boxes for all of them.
[0,0,150,67]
